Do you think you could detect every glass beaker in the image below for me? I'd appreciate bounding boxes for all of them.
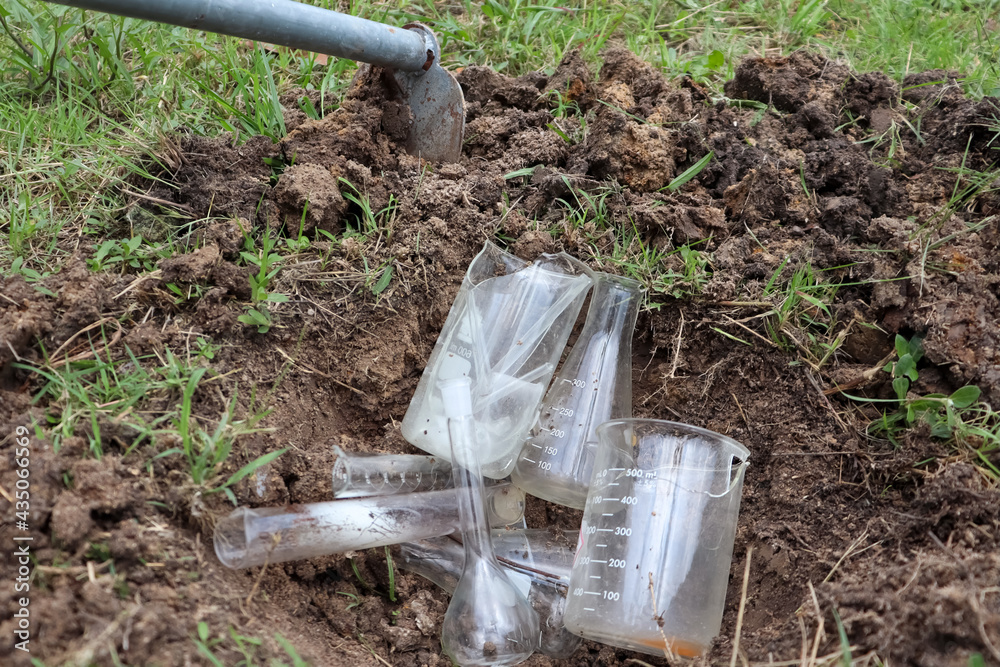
[511,273,641,509]
[402,242,592,479]
[564,419,749,658]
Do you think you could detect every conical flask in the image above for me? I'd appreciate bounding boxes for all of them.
[511,273,641,509]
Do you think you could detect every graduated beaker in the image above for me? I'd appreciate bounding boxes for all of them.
[564,419,749,657]
[402,242,592,479]
[511,273,641,509]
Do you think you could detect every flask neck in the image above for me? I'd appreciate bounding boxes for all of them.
[448,415,499,562]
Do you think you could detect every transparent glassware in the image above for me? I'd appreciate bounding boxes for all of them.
[439,377,540,666]
[564,420,750,658]
[214,482,524,569]
[512,273,641,509]
[402,242,592,479]
[331,446,527,526]
[398,529,582,659]
[332,445,453,498]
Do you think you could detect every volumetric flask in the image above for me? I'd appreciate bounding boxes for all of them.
[564,420,749,658]
[512,273,641,509]
[402,242,592,478]
[398,529,582,659]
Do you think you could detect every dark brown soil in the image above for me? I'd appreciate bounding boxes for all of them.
[2,47,1000,666]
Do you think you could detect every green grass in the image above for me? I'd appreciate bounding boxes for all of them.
[14,338,284,499]
[2,0,999,277]
[194,622,310,667]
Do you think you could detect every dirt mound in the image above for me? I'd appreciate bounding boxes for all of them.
[3,46,1000,666]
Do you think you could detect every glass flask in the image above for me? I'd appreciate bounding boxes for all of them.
[512,273,641,509]
[438,377,540,666]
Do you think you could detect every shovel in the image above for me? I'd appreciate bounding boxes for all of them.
[42,0,465,163]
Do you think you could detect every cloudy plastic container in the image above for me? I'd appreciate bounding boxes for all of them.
[564,420,749,657]
[402,242,592,478]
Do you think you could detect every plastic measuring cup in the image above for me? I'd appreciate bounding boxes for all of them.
[564,420,749,657]
[511,272,641,509]
[402,242,592,479]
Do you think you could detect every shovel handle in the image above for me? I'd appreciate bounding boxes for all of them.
[42,0,434,72]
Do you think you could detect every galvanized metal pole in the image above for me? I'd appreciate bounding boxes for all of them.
[44,0,432,72]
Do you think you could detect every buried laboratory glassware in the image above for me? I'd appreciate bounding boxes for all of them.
[213,482,524,570]
[330,446,527,526]
[401,241,592,479]
[564,419,749,658]
[439,377,540,666]
[331,445,453,498]
[511,272,641,509]
[398,529,582,659]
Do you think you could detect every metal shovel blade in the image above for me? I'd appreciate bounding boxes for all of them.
[41,1,465,163]
[392,24,465,164]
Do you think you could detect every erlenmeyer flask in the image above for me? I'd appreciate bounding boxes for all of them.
[511,273,641,509]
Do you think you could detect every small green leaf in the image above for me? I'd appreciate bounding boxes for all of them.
[707,49,724,70]
[664,151,714,192]
[222,448,287,490]
[892,376,909,401]
[895,355,915,380]
[266,292,290,303]
[503,167,536,180]
[240,251,261,267]
[930,422,953,439]
[950,385,981,408]
[894,334,909,359]
[198,621,210,642]
[372,264,393,295]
